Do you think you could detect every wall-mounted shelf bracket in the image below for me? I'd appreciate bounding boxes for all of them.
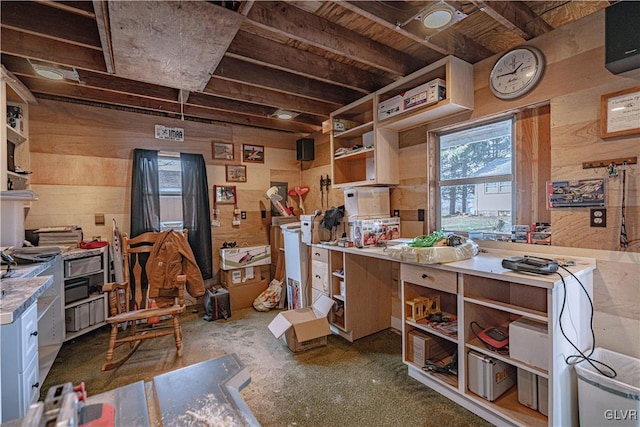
[582,156,637,169]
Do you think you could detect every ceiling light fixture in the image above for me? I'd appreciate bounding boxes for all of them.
[421,1,466,29]
[396,1,467,33]
[271,109,299,120]
[28,59,82,83]
[33,65,65,80]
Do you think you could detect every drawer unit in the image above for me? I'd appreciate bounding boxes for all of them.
[20,354,40,412]
[20,303,38,371]
[64,254,102,278]
[310,247,329,263]
[401,264,457,294]
[311,260,329,293]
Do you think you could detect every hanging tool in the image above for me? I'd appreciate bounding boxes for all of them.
[620,166,628,249]
[232,185,241,226]
[212,185,220,227]
[288,186,309,214]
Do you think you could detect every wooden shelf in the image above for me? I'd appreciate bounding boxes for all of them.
[406,318,458,343]
[6,124,26,145]
[463,296,548,323]
[465,385,548,427]
[334,147,374,161]
[333,121,374,139]
[404,359,458,389]
[333,294,344,302]
[64,322,106,342]
[37,295,59,321]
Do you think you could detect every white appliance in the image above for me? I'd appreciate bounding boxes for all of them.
[281,222,309,309]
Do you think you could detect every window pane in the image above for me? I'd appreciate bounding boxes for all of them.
[439,120,512,181]
[440,183,512,233]
[158,156,183,230]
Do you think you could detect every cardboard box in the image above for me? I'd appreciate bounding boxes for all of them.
[350,217,400,248]
[377,95,403,121]
[407,330,456,365]
[403,78,446,111]
[268,294,334,352]
[344,186,390,220]
[223,277,268,311]
[509,317,548,370]
[220,245,271,270]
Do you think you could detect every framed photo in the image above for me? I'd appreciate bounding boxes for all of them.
[225,165,246,182]
[243,144,264,163]
[215,185,236,204]
[600,86,640,139]
[213,142,234,160]
[547,179,605,208]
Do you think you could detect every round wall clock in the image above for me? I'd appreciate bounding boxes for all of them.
[489,46,545,100]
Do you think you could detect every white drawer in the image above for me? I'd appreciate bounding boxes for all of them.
[20,303,39,371]
[64,255,102,278]
[401,264,457,294]
[311,260,329,293]
[21,353,40,411]
[310,247,328,263]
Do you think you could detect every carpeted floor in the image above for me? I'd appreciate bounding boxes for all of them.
[42,306,491,426]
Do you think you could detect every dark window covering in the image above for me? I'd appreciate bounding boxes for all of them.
[131,149,160,236]
[180,152,213,280]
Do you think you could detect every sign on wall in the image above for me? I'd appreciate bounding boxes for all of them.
[155,125,184,141]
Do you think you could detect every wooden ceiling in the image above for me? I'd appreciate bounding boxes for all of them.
[1,1,611,135]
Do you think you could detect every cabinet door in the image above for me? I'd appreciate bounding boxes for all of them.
[20,354,40,412]
[20,303,39,371]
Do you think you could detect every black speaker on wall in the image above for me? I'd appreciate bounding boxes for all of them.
[296,138,315,161]
[605,1,640,78]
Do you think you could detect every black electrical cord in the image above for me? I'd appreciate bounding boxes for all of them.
[556,266,617,378]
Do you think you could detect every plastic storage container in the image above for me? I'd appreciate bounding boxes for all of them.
[575,348,640,427]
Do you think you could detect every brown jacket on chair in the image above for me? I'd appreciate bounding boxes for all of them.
[146,230,205,307]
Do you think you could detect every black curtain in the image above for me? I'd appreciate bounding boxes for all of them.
[180,153,213,280]
[131,149,160,237]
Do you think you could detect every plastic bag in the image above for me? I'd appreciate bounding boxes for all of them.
[253,279,283,312]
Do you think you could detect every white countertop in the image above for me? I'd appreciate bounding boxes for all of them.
[312,240,596,289]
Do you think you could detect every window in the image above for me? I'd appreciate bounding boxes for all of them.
[158,155,183,231]
[437,118,514,234]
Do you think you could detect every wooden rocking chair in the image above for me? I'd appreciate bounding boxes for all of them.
[101,230,187,371]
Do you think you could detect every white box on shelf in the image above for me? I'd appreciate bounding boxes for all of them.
[537,375,549,416]
[350,217,400,248]
[377,95,403,120]
[362,130,374,149]
[343,186,390,220]
[403,78,446,111]
[509,317,548,370]
[65,303,90,332]
[517,368,538,410]
[220,245,271,270]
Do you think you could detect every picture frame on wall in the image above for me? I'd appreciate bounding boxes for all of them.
[213,142,234,160]
[600,86,640,139]
[226,165,246,182]
[243,144,264,163]
[215,185,236,204]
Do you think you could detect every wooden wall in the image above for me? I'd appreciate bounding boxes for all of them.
[26,99,302,281]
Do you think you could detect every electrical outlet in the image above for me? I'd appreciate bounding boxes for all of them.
[241,211,247,220]
[590,208,606,227]
[261,210,266,219]
[418,209,425,222]
[393,210,400,217]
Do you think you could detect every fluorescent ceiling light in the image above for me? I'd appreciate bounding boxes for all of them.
[28,60,81,83]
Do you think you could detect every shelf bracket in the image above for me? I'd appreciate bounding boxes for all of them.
[582,156,637,169]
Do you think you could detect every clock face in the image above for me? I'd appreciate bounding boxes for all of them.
[489,47,545,100]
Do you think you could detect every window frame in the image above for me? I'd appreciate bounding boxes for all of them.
[435,116,516,234]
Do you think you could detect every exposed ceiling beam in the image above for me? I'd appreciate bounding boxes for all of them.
[226,31,387,93]
[1,27,107,72]
[245,1,420,76]
[471,0,554,40]
[337,1,449,56]
[214,56,361,105]
[33,0,96,18]
[92,0,115,73]
[1,1,102,49]
[203,77,337,117]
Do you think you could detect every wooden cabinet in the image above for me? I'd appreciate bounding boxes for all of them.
[1,67,35,192]
[310,247,330,302]
[401,255,595,427]
[329,56,473,188]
